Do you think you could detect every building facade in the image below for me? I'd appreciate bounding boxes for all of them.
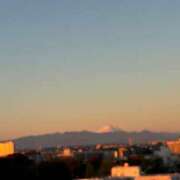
[135,174,180,180]
[111,163,141,178]
[0,141,14,157]
[166,139,180,155]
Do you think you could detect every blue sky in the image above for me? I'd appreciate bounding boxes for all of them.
[0,0,180,139]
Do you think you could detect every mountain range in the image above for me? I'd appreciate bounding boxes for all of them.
[14,126,180,149]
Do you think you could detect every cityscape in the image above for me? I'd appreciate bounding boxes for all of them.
[1,0,180,179]
[0,135,180,179]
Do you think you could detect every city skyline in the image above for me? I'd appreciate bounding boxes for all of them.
[0,0,180,140]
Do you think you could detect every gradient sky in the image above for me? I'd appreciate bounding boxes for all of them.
[0,0,180,140]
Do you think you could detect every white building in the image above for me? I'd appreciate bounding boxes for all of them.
[76,174,180,180]
[110,164,180,180]
[135,174,180,180]
[111,163,141,178]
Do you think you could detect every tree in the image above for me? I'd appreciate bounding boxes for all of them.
[38,160,72,179]
[99,159,114,177]
[85,163,95,178]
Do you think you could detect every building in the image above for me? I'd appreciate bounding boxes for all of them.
[111,163,141,178]
[166,139,180,155]
[58,148,74,157]
[0,141,14,157]
[135,174,180,180]
[114,147,127,159]
[25,151,44,163]
[111,163,180,180]
[154,145,172,164]
[76,174,180,180]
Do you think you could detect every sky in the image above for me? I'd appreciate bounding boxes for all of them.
[0,0,180,140]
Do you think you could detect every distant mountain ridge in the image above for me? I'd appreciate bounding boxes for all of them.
[14,128,180,149]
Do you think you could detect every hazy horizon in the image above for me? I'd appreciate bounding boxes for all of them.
[0,0,180,140]
[2,125,180,142]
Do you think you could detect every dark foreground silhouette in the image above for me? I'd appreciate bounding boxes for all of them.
[0,153,113,179]
[1,153,180,179]
[0,154,72,179]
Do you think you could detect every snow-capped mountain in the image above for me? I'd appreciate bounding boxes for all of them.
[97,125,122,133]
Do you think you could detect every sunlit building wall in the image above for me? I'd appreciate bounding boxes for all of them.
[111,163,141,178]
[135,174,180,180]
[166,139,180,155]
[0,141,14,157]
